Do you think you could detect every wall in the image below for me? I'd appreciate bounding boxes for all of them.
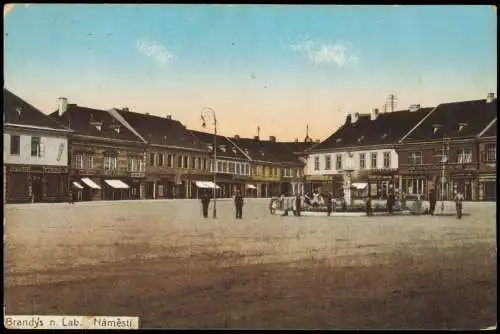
[4,132,68,166]
[306,148,399,176]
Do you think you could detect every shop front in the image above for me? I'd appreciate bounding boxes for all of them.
[449,172,477,201]
[478,174,496,201]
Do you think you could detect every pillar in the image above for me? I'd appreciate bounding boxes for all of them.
[153,182,156,199]
[140,182,146,199]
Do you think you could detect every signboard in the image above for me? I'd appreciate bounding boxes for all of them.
[8,166,31,173]
[44,167,68,174]
[130,172,145,178]
[78,169,97,176]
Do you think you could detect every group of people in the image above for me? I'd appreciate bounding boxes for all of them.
[277,194,303,216]
[199,190,245,219]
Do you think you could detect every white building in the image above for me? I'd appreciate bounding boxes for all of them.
[305,106,435,203]
[3,89,71,203]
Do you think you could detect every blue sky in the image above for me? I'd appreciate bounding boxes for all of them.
[4,4,497,141]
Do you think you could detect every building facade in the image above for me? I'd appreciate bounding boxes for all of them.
[306,105,434,201]
[49,101,148,201]
[3,89,71,203]
[477,118,496,201]
[396,95,497,201]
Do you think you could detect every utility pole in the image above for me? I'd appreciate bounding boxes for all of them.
[257,126,260,138]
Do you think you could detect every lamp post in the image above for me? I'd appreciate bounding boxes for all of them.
[201,107,217,218]
[433,124,450,214]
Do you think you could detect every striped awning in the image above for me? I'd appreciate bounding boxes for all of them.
[72,181,84,189]
[104,179,130,189]
[81,177,101,189]
[194,181,220,189]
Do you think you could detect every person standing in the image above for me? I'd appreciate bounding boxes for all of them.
[386,191,395,214]
[325,192,333,216]
[454,190,464,219]
[366,196,373,216]
[429,189,437,215]
[295,193,302,217]
[200,191,210,218]
[234,190,244,219]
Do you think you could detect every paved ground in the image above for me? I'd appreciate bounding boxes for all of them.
[3,199,497,329]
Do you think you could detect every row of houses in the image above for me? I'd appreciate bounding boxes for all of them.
[3,89,313,203]
[305,94,497,202]
[3,89,497,204]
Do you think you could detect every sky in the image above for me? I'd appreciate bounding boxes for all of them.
[4,4,497,141]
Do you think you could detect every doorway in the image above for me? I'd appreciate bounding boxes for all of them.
[31,175,43,202]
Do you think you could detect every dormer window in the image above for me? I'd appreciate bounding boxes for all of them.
[219,145,226,152]
[432,124,442,134]
[336,138,342,143]
[232,147,237,154]
[16,106,22,116]
[458,122,468,132]
[357,135,365,143]
[244,149,249,155]
[90,120,103,131]
[110,124,121,134]
[381,133,387,139]
[208,144,213,151]
[261,151,265,157]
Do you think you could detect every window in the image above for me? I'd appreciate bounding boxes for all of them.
[359,153,366,169]
[10,135,20,155]
[335,154,342,170]
[245,165,250,175]
[203,158,207,170]
[229,162,235,173]
[158,153,164,166]
[31,136,41,157]
[324,155,331,170]
[223,162,228,173]
[485,144,496,162]
[408,152,423,165]
[183,156,188,168]
[456,149,472,163]
[404,179,426,195]
[314,156,320,171]
[104,155,117,170]
[128,158,145,172]
[149,153,155,166]
[383,152,391,168]
[74,154,94,169]
[177,156,182,168]
[197,157,202,169]
[370,153,377,169]
[75,155,83,169]
[236,164,240,174]
[217,161,222,172]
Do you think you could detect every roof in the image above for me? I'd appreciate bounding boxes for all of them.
[229,137,279,164]
[190,130,248,160]
[3,89,69,131]
[480,119,497,138]
[402,99,497,142]
[257,140,303,165]
[114,110,207,151]
[312,107,434,151]
[281,141,316,154]
[49,105,144,143]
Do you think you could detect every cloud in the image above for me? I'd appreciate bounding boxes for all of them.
[291,38,358,67]
[136,38,174,67]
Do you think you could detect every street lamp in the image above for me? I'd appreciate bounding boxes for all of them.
[201,107,217,218]
[433,124,451,214]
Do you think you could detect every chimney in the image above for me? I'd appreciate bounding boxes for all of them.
[294,138,299,142]
[345,114,352,124]
[370,108,379,121]
[269,136,276,142]
[122,107,129,112]
[58,97,68,116]
[351,112,359,124]
[315,139,320,143]
[486,92,495,103]
[254,136,260,140]
[409,104,421,112]
[234,135,240,139]
[166,114,172,120]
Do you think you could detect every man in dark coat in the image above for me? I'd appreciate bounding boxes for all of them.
[366,196,373,216]
[386,191,395,214]
[234,190,244,219]
[429,189,437,215]
[295,193,302,217]
[325,192,333,216]
[200,191,210,218]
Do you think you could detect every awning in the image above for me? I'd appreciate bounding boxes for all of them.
[194,181,220,189]
[351,182,368,190]
[105,179,130,189]
[81,177,101,189]
[195,181,210,189]
[246,184,257,189]
[72,181,84,189]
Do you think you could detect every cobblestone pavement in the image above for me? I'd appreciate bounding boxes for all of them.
[3,200,497,329]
